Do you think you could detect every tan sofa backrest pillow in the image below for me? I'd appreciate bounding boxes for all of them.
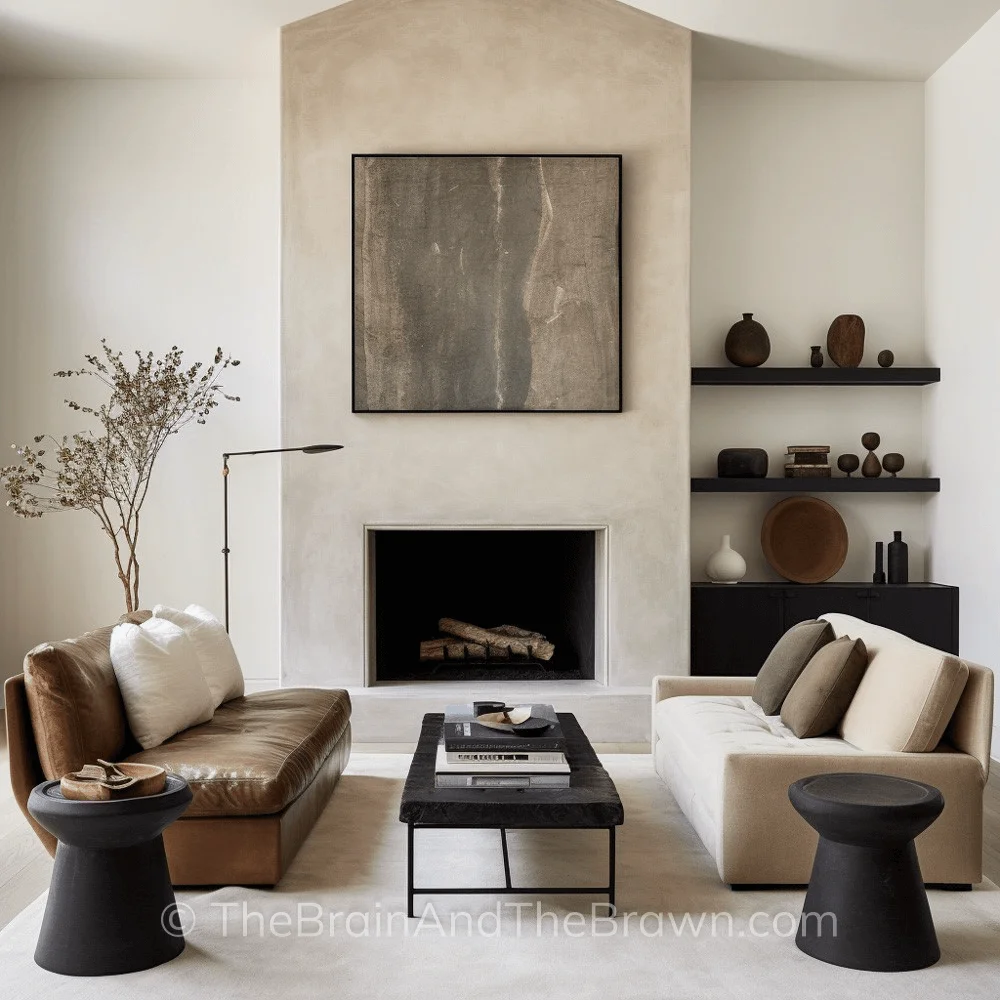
[823,613,970,752]
[23,611,150,779]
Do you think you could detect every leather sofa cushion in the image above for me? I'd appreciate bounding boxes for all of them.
[24,611,150,780]
[752,619,835,715]
[126,688,352,817]
[781,636,869,738]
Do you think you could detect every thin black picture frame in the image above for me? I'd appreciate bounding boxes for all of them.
[351,153,623,414]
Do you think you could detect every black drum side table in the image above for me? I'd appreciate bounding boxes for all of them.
[28,774,192,976]
[789,772,944,972]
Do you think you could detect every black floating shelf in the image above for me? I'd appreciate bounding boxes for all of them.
[692,477,940,493]
[691,367,940,386]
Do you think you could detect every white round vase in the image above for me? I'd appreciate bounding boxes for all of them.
[705,534,746,584]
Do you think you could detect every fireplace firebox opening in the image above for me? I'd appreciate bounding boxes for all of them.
[368,528,602,683]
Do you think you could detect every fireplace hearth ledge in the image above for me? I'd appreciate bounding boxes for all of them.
[347,680,655,746]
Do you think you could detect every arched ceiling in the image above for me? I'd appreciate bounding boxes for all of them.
[0,0,997,80]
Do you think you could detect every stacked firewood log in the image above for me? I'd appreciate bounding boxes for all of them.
[419,618,554,662]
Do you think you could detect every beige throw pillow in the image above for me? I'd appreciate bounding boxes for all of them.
[752,619,835,715]
[839,638,970,752]
[781,636,869,738]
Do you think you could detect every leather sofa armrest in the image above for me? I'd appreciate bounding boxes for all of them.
[4,675,56,856]
[651,675,756,750]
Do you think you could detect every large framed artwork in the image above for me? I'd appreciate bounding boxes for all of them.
[352,154,622,412]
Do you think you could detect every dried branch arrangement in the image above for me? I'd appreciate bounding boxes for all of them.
[1,341,240,612]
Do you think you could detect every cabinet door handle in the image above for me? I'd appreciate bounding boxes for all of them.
[855,590,869,598]
[870,591,880,600]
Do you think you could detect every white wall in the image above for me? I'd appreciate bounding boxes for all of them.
[925,11,1000,748]
[691,82,929,582]
[0,79,281,688]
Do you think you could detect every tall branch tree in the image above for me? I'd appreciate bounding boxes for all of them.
[1,341,240,612]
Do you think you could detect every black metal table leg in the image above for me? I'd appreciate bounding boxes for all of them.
[500,828,512,889]
[608,826,616,912]
[406,824,620,915]
[407,823,415,918]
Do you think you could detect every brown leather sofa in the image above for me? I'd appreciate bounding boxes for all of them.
[5,612,352,886]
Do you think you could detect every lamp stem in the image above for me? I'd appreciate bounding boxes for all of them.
[223,457,231,632]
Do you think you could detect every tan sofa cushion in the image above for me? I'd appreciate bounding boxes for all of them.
[126,688,352,817]
[23,611,150,779]
[752,619,835,715]
[781,636,868,738]
[831,617,969,752]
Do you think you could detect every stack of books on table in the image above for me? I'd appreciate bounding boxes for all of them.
[436,704,570,789]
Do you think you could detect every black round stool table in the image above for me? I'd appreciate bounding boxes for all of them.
[27,774,192,976]
[789,772,944,972]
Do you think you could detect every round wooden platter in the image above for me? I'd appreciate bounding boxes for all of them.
[761,496,849,584]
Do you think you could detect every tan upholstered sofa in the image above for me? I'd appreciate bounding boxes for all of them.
[653,614,993,887]
[5,612,352,886]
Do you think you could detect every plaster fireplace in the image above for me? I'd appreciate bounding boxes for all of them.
[368,527,605,684]
[281,0,692,745]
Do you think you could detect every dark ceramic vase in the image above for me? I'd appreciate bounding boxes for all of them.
[873,542,886,584]
[888,531,909,584]
[717,448,769,478]
[810,346,824,368]
[725,313,771,368]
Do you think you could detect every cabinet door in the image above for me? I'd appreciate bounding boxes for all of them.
[691,587,784,676]
[868,588,958,653]
[781,588,869,630]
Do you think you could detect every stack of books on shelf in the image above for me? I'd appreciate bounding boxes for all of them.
[784,444,831,478]
[436,704,570,789]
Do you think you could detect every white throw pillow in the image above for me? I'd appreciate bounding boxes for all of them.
[153,604,245,707]
[110,617,215,750]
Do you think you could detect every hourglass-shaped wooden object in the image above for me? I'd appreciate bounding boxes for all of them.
[861,432,882,478]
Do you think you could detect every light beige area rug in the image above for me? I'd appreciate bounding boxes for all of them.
[2,754,999,999]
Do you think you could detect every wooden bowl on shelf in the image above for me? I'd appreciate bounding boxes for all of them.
[761,496,849,584]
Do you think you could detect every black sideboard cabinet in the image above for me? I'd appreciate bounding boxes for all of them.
[691,583,959,677]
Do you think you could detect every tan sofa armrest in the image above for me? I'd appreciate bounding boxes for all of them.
[946,662,994,781]
[652,674,755,702]
[651,675,756,750]
[4,675,56,856]
[721,748,984,885]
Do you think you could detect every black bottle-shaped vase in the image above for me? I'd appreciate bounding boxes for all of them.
[873,542,886,584]
[887,531,908,584]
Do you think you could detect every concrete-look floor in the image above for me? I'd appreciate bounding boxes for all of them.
[2,726,1000,931]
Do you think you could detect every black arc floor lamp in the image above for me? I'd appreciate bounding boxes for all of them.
[222,444,343,631]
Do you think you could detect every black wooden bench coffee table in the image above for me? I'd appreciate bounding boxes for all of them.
[399,713,624,918]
